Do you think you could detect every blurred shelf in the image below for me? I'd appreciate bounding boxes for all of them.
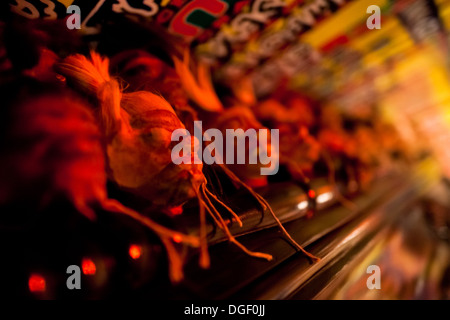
[1,159,440,299]
[135,160,440,299]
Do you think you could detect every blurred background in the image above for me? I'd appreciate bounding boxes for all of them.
[1,0,450,300]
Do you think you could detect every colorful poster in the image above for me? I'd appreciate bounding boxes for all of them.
[199,0,351,79]
[5,0,249,37]
[4,0,351,82]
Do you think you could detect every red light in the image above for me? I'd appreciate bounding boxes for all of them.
[173,234,182,243]
[28,274,46,293]
[82,258,96,275]
[129,245,142,260]
[308,190,316,198]
[168,206,183,216]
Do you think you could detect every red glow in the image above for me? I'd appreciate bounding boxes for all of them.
[129,245,142,260]
[173,234,182,243]
[168,206,183,216]
[308,190,316,198]
[247,177,268,188]
[28,274,46,293]
[82,258,96,275]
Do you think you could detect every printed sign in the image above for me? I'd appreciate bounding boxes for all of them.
[6,0,248,37]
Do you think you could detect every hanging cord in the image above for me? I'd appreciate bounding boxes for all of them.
[218,164,320,262]
[191,177,210,269]
[200,183,273,261]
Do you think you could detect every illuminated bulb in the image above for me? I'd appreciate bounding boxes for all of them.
[308,190,316,198]
[82,258,96,275]
[316,192,334,204]
[173,234,182,243]
[168,206,183,216]
[28,274,46,293]
[129,245,142,260]
[297,201,309,210]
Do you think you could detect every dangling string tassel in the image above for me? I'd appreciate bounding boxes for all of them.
[218,164,267,210]
[200,184,273,261]
[253,192,320,262]
[321,150,357,211]
[193,181,211,269]
[200,184,225,230]
[203,187,243,227]
[218,164,320,262]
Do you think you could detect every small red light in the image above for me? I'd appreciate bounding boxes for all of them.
[82,258,96,275]
[308,190,316,198]
[168,206,183,216]
[173,234,182,243]
[129,245,142,260]
[28,274,46,293]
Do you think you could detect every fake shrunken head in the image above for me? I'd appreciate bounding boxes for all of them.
[55,52,204,208]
